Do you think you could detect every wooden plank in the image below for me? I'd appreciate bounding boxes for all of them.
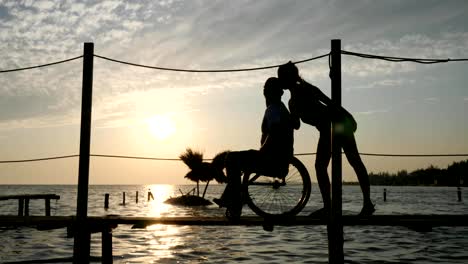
[0,194,60,201]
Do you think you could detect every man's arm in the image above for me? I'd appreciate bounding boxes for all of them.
[260,124,282,153]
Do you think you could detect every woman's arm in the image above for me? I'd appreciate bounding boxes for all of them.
[288,99,301,130]
[299,78,332,106]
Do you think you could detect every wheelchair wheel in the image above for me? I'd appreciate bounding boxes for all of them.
[245,156,311,218]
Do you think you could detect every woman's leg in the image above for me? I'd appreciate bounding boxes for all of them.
[342,133,374,213]
[315,126,332,210]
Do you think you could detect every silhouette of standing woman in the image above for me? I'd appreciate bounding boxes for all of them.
[277,62,375,216]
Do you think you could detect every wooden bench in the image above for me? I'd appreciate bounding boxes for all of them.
[0,194,60,216]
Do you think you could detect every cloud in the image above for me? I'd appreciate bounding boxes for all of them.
[349,79,416,90]
[1,0,467,131]
[424,97,440,104]
[0,109,79,131]
[355,109,389,116]
[31,0,56,10]
[343,32,468,77]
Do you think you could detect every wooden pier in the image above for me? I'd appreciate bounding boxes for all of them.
[1,213,468,263]
[2,214,468,229]
[0,194,60,216]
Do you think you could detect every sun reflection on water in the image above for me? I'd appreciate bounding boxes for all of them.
[143,184,187,261]
[145,184,174,217]
[146,224,184,261]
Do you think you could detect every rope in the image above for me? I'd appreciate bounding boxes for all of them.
[90,154,180,161]
[360,153,468,157]
[93,53,330,72]
[0,56,83,73]
[342,50,468,64]
[1,49,466,74]
[0,155,79,163]
[296,152,468,157]
[1,152,468,164]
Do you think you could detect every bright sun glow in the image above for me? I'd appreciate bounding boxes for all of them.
[146,115,176,140]
[146,184,174,217]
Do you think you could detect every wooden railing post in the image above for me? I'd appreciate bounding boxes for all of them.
[329,39,344,263]
[102,227,113,264]
[73,42,94,264]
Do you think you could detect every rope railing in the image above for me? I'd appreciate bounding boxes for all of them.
[0,56,83,73]
[1,47,468,164]
[93,53,330,72]
[1,152,468,164]
[0,155,80,163]
[1,50,467,74]
[342,50,468,64]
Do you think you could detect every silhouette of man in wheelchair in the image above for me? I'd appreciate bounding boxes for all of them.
[214,77,298,218]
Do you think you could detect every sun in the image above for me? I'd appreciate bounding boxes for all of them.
[146,115,176,140]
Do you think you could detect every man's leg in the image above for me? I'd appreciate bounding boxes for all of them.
[217,151,243,206]
[342,133,374,215]
[217,150,259,217]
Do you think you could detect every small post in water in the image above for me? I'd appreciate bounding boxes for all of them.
[104,193,109,209]
[122,192,126,206]
[458,187,462,202]
[384,188,387,202]
[148,190,154,202]
[136,191,139,204]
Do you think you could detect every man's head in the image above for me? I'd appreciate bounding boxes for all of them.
[277,61,299,88]
[264,77,283,105]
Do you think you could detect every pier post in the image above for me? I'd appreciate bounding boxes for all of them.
[18,199,24,216]
[136,191,139,204]
[329,39,344,263]
[24,198,30,216]
[458,187,462,202]
[74,42,94,264]
[122,192,126,206]
[102,227,113,264]
[384,188,387,202]
[45,198,51,216]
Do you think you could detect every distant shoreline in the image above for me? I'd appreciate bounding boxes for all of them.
[344,182,465,187]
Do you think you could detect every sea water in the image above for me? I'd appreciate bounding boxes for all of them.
[0,185,467,263]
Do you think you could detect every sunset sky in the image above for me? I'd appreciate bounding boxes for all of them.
[1,0,467,184]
